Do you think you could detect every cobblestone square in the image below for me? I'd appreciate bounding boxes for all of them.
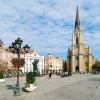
[0,74,100,100]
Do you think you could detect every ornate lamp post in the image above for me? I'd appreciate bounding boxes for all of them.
[9,37,30,96]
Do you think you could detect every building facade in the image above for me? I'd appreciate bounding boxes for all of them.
[24,50,44,74]
[44,52,63,74]
[0,40,44,73]
[67,7,95,73]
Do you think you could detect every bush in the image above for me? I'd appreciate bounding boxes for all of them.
[26,72,35,84]
[0,73,4,79]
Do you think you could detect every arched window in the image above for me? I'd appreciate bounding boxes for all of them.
[86,62,87,66]
[76,36,78,44]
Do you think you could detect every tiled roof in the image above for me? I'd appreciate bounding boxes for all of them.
[6,48,34,54]
[28,49,34,54]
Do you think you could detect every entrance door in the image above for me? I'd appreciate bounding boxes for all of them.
[75,66,79,73]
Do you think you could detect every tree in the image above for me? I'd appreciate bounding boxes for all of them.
[92,60,100,72]
[0,59,8,73]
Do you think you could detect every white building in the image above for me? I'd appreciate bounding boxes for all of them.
[24,50,44,74]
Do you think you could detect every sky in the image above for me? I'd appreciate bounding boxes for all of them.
[0,0,100,60]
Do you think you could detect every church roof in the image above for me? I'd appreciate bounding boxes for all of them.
[75,6,80,30]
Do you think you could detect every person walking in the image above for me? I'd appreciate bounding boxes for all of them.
[49,72,52,79]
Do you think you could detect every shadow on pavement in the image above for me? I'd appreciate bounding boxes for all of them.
[21,87,26,92]
[6,85,14,90]
[89,78,100,81]
[6,85,18,95]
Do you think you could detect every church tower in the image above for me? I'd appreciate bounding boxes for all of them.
[67,6,95,73]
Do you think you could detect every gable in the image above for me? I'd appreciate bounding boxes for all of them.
[27,51,40,57]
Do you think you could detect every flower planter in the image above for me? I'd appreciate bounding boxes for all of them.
[11,58,25,67]
[0,79,5,83]
[24,84,36,92]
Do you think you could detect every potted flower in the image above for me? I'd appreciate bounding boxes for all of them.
[24,72,36,92]
[11,58,25,67]
[0,72,5,83]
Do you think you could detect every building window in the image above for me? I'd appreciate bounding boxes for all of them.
[50,61,52,64]
[41,65,43,68]
[76,36,78,44]
[34,54,36,56]
[86,62,87,66]
[50,65,52,68]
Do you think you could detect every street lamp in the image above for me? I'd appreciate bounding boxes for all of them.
[9,37,30,96]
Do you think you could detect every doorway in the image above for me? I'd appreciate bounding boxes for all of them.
[75,66,79,73]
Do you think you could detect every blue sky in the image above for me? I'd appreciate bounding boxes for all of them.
[0,0,100,60]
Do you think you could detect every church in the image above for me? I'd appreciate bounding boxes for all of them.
[67,6,95,73]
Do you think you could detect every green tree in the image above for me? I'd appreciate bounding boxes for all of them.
[92,60,100,72]
[0,73,4,79]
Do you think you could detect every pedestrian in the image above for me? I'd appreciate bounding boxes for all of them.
[49,72,52,79]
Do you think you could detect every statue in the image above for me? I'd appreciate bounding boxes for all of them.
[32,59,39,75]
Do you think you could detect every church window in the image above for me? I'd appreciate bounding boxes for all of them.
[86,62,87,66]
[76,36,78,44]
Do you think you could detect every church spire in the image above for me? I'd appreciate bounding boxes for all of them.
[75,6,80,30]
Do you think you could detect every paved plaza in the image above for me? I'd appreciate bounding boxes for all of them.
[0,74,100,100]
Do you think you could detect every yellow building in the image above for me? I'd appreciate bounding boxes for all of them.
[67,7,95,73]
[44,52,63,73]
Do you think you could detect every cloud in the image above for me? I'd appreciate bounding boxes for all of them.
[0,0,100,60]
